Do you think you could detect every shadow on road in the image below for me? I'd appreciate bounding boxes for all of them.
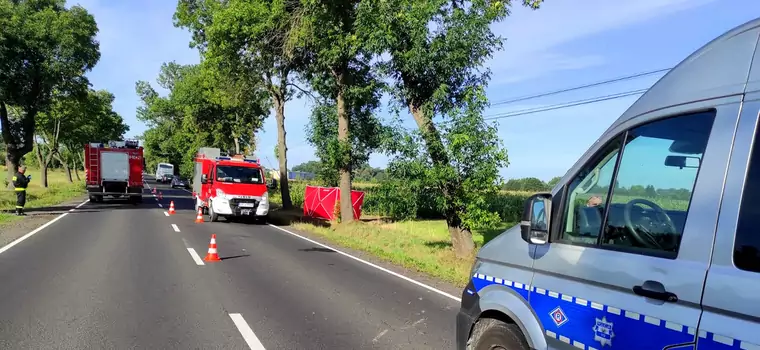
[220,254,251,260]
[298,247,336,253]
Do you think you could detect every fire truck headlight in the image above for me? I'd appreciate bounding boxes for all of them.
[215,189,226,199]
[261,191,268,204]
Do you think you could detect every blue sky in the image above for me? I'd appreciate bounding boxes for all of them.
[65,0,760,183]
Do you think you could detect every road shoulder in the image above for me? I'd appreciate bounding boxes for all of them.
[0,196,88,248]
[266,213,465,299]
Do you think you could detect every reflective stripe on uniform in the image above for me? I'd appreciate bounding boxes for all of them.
[12,176,17,181]
[14,188,25,191]
[15,206,23,209]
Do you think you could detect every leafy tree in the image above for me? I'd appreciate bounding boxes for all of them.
[359,0,542,256]
[136,61,267,179]
[174,0,305,210]
[35,89,128,186]
[287,0,384,223]
[504,177,550,192]
[305,96,386,189]
[0,0,100,186]
[292,160,322,174]
[547,176,562,188]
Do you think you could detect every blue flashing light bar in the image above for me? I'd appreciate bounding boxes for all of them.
[215,156,258,164]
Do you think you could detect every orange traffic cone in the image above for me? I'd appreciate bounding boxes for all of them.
[168,201,176,215]
[195,207,204,223]
[204,234,221,262]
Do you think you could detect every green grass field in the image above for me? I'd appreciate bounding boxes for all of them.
[0,168,85,224]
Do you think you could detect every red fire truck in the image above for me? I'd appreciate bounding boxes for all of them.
[85,140,144,204]
[193,147,272,222]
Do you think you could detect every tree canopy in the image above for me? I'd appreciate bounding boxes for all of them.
[0,0,100,183]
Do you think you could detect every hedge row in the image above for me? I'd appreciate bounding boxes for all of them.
[268,180,693,224]
[268,180,531,223]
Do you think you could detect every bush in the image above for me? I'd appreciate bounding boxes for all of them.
[361,181,418,220]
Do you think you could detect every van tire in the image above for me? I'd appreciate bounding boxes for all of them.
[208,204,219,222]
[467,318,529,350]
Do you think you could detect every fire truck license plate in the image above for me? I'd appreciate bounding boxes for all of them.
[238,202,254,208]
[241,209,252,215]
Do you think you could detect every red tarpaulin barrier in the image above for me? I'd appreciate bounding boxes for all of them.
[303,185,365,220]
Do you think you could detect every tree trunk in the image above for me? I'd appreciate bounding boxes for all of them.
[233,136,241,155]
[336,71,353,224]
[272,87,293,210]
[1,102,36,189]
[35,141,49,188]
[54,152,73,183]
[73,160,81,181]
[5,154,21,190]
[446,209,476,258]
[409,103,475,257]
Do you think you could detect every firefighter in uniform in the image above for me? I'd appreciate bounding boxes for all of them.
[12,165,30,216]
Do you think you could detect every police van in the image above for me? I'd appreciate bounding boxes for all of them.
[458,17,760,350]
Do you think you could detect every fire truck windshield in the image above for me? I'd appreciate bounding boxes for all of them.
[216,166,264,184]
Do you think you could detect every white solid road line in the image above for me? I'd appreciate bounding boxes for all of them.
[0,199,90,255]
[267,224,462,303]
[171,224,180,232]
[229,313,266,350]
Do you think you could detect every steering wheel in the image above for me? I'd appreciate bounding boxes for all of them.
[623,199,678,250]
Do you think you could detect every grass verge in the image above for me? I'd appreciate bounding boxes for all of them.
[0,168,85,224]
[270,208,513,287]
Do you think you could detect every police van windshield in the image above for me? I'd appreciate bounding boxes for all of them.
[216,166,264,184]
[159,164,172,169]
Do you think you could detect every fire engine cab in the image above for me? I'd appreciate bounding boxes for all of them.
[193,147,272,223]
[84,140,144,204]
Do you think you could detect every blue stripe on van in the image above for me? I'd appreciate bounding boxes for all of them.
[472,273,758,350]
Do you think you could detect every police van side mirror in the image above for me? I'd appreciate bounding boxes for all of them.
[520,193,552,245]
[201,174,208,184]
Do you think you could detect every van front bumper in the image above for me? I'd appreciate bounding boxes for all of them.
[456,280,481,350]
[212,197,269,217]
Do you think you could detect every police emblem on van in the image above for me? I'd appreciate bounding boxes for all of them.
[549,306,568,327]
[593,316,615,347]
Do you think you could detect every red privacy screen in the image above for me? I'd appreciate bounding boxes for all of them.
[303,186,365,221]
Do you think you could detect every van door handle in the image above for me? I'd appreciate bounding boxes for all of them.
[632,280,678,302]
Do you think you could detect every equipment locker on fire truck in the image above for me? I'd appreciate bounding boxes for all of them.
[85,140,144,204]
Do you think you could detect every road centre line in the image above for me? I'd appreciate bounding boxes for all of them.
[0,199,90,255]
[171,224,180,232]
[267,224,461,302]
[187,248,205,265]
[181,238,205,266]
[229,313,266,349]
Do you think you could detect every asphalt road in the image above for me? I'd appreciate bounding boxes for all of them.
[0,178,459,349]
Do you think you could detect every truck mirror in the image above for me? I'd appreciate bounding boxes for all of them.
[201,174,208,184]
[520,193,551,245]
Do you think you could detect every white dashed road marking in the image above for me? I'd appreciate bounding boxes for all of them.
[171,224,180,232]
[181,238,205,266]
[229,313,266,349]
[164,211,169,216]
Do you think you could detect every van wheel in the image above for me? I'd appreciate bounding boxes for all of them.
[467,318,529,350]
[208,204,219,222]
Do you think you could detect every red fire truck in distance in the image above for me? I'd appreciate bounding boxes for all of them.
[193,147,272,223]
[85,140,144,204]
